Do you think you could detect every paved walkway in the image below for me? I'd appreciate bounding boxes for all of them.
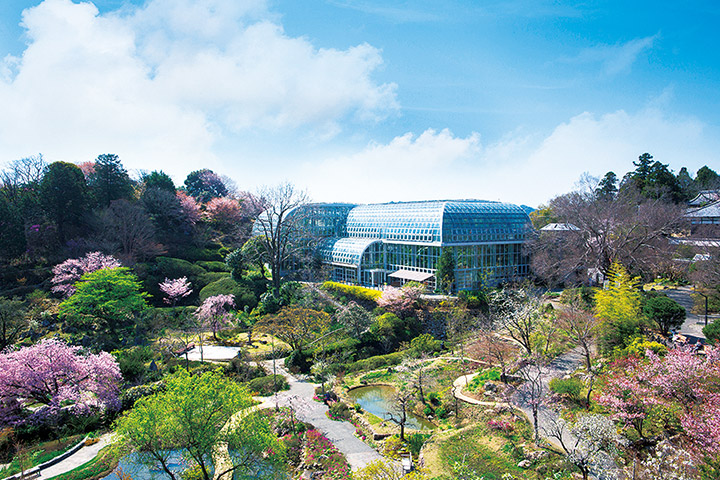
[664,286,716,339]
[38,434,113,480]
[185,345,242,362]
[256,360,382,470]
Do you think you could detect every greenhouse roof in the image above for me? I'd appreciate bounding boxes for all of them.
[317,237,382,266]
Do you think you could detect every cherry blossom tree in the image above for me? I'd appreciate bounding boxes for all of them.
[378,284,423,317]
[598,346,720,452]
[176,191,201,225]
[0,339,121,427]
[159,277,193,306]
[51,251,121,297]
[195,294,235,341]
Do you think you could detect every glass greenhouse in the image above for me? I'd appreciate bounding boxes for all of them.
[254,200,533,292]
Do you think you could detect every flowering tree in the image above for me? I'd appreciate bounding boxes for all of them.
[51,251,121,297]
[204,197,244,224]
[598,346,720,453]
[195,294,235,341]
[159,277,193,306]
[545,414,621,480]
[0,339,121,427]
[378,284,423,317]
[176,191,201,225]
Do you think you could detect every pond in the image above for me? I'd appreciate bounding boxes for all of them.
[103,451,288,480]
[346,385,436,431]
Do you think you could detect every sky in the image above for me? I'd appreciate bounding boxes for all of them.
[1,0,719,207]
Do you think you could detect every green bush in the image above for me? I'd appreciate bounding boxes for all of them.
[198,277,258,310]
[704,320,720,345]
[321,281,382,303]
[224,357,266,382]
[407,433,431,457]
[467,368,501,392]
[617,336,668,358]
[345,350,407,372]
[435,406,448,419]
[197,261,230,272]
[328,401,353,421]
[548,377,583,401]
[247,374,289,396]
[198,271,231,286]
[112,346,154,384]
[457,289,489,311]
[410,333,443,355]
[427,392,441,406]
[135,257,208,306]
[285,349,312,374]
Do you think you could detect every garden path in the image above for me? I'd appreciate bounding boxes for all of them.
[38,434,114,480]
[256,359,383,470]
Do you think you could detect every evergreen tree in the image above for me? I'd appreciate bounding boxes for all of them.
[39,161,89,243]
[676,167,696,201]
[143,170,176,193]
[436,247,455,293]
[595,171,618,200]
[184,169,228,202]
[695,165,720,190]
[88,154,134,207]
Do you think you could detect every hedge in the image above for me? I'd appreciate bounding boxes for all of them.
[344,350,407,373]
[321,281,382,303]
[247,375,289,396]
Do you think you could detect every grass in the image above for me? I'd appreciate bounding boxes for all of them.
[51,443,127,480]
[0,435,84,479]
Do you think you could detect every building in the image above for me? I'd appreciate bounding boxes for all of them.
[255,199,533,292]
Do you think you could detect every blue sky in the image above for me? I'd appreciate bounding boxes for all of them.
[1,0,719,207]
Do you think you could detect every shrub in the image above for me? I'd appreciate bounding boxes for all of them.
[197,261,230,272]
[321,281,382,303]
[487,419,514,433]
[467,368,501,392]
[224,357,266,382]
[410,333,442,355]
[285,349,312,374]
[704,320,720,345]
[328,402,353,422]
[427,392,441,406]
[198,277,258,310]
[617,336,668,358]
[407,433,431,457]
[423,405,434,416]
[548,377,583,401]
[435,406,448,419]
[247,375,288,396]
[112,346,154,384]
[345,351,407,372]
[457,289,489,311]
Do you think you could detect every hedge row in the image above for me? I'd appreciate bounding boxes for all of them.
[344,350,406,373]
[321,281,382,303]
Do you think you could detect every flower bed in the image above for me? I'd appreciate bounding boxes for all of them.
[303,430,351,479]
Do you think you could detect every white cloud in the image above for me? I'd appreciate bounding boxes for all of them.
[298,107,719,207]
[560,34,659,76]
[0,0,397,172]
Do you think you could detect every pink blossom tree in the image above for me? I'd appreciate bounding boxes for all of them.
[176,191,201,225]
[598,346,720,453]
[195,294,235,341]
[0,339,122,427]
[596,355,662,438]
[51,251,121,297]
[378,284,424,317]
[159,277,193,306]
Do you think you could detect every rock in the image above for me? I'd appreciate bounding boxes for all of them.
[518,460,532,469]
[485,382,498,392]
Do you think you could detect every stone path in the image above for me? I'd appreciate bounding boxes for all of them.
[38,434,113,480]
[257,359,382,470]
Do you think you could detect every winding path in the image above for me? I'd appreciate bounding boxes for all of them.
[37,434,114,480]
[256,359,382,470]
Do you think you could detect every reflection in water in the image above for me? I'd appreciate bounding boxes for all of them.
[103,451,288,480]
[346,385,435,430]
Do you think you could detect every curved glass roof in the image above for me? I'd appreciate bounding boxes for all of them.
[346,200,531,244]
[317,237,383,266]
